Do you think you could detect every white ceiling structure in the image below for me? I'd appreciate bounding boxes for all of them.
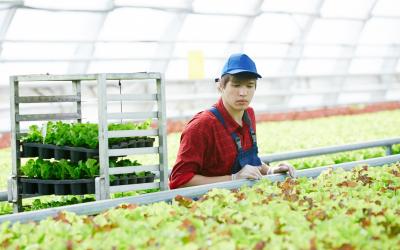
[1,0,400,131]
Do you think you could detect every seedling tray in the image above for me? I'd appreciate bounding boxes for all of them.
[110,173,155,186]
[21,137,155,162]
[20,178,95,195]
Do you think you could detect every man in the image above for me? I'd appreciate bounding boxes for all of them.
[169,53,295,189]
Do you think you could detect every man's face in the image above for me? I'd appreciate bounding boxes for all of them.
[220,77,256,112]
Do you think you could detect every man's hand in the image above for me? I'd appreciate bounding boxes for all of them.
[261,162,296,178]
[232,165,263,180]
[273,162,296,178]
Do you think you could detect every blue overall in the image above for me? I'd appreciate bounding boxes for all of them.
[209,107,262,174]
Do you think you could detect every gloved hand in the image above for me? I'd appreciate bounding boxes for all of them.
[268,162,296,178]
[232,164,263,180]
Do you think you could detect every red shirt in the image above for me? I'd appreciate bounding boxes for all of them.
[169,98,257,189]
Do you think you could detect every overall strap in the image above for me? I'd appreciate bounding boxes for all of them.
[243,111,257,145]
[209,107,242,150]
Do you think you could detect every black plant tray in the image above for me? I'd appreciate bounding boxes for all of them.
[20,177,95,195]
[21,143,98,162]
[110,173,155,186]
[21,137,155,162]
[109,137,155,149]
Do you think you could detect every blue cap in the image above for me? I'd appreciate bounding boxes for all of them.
[221,53,261,78]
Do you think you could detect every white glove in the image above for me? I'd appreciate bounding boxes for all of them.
[270,163,296,178]
[231,165,263,180]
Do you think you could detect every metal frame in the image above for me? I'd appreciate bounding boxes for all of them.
[1,153,399,224]
[7,73,169,212]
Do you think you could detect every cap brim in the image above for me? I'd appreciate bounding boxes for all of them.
[223,69,262,78]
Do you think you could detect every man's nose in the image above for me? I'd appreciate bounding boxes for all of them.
[239,86,247,96]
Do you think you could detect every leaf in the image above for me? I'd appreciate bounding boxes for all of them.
[174,195,194,208]
[305,209,327,222]
[335,244,355,250]
[53,212,70,224]
[180,219,196,242]
[356,174,373,186]
[337,181,357,188]
[253,241,266,250]
[309,237,317,250]
[117,204,138,210]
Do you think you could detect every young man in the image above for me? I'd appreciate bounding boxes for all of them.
[169,53,295,189]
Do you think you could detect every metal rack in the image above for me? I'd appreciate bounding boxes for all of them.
[8,73,168,212]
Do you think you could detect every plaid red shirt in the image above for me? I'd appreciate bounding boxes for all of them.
[169,98,257,189]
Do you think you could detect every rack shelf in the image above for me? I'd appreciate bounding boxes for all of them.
[8,73,168,213]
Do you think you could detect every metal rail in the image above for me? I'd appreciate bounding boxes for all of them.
[261,137,400,163]
[0,154,399,224]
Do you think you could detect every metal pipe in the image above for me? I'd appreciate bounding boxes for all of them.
[261,137,400,163]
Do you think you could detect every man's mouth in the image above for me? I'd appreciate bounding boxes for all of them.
[236,100,248,104]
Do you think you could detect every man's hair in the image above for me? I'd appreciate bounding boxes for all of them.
[219,72,258,88]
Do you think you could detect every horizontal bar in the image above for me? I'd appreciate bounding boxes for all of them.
[108,147,159,157]
[3,38,400,48]
[16,113,80,122]
[17,95,80,103]
[3,55,400,63]
[108,129,158,138]
[107,94,158,101]
[261,137,400,163]
[109,182,160,193]
[109,165,160,175]
[107,111,158,120]
[294,154,400,179]
[15,73,161,82]
[1,154,399,224]
[101,73,162,80]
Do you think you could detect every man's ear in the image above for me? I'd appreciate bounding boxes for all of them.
[218,82,225,92]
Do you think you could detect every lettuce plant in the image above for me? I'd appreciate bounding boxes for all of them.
[21,125,43,143]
